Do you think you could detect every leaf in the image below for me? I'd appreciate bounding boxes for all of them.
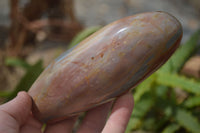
[126,30,200,132]
[0,91,12,98]
[6,60,43,101]
[133,95,154,117]
[184,96,200,108]
[155,85,169,98]
[156,71,200,94]
[160,30,200,73]
[126,118,137,133]
[154,95,176,130]
[134,74,155,102]
[162,123,180,133]
[142,117,156,130]
[5,57,31,70]
[160,58,173,73]
[157,97,200,133]
[175,108,200,133]
[128,94,154,130]
[171,30,200,72]
[68,26,102,49]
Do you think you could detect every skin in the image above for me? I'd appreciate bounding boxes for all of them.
[0,91,134,133]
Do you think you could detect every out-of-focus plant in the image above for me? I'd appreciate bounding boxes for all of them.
[0,58,43,101]
[126,30,200,133]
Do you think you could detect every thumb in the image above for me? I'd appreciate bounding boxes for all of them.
[0,91,32,126]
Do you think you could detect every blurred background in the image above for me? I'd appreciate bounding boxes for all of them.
[0,0,200,133]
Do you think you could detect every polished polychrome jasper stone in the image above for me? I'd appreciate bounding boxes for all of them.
[28,11,182,123]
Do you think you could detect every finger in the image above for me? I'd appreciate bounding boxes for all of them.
[44,116,77,133]
[77,101,112,133]
[102,93,134,133]
[0,91,32,126]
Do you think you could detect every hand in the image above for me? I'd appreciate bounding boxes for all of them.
[0,91,134,133]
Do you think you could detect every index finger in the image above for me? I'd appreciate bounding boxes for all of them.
[102,92,134,133]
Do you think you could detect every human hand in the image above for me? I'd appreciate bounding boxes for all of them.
[0,91,134,133]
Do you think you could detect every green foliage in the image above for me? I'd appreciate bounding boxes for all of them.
[2,60,44,101]
[174,108,200,133]
[134,74,156,102]
[0,91,12,98]
[127,30,200,133]
[5,57,31,70]
[184,96,200,108]
[126,94,154,132]
[156,71,200,94]
[160,30,200,73]
[162,124,180,133]
[170,30,200,72]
